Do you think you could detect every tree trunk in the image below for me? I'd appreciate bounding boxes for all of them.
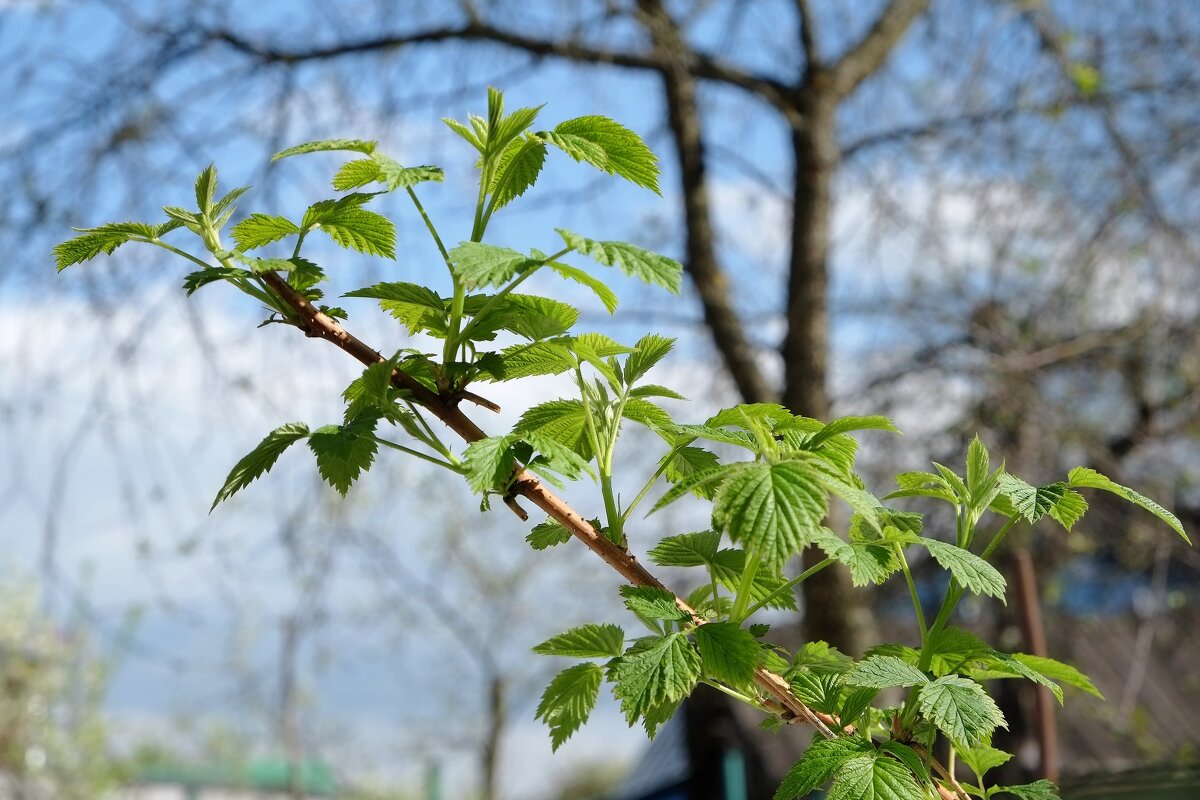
[637,0,774,405]
[480,674,505,800]
[782,88,869,655]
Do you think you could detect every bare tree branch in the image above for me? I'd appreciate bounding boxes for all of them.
[829,0,930,98]
[796,0,821,74]
[208,21,796,112]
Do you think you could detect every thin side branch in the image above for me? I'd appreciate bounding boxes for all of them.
[828,0,929,98]
[210,22,795,112]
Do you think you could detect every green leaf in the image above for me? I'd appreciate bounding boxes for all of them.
[449,242,533,289]
[372,155,444,191]
[708,403,793,431]
[622,398,674,432]
[273,138,376,160]
[316,208,396,259]
[307,416,379,496]
[918,675,1006,745]
[931,463,970,505]
[956,741,1012,781]
[525,431,593,483]
[791,641,853,673]
[843,655,928,689]
[640,698,683,739]
[841,687,880,728]
[332,158,383,190]
[609,633,700,725]
[920,539,1007,601]
[536,663,602,751]
[828,754,924,800]
[533,623,625,658]
[994,779,1060,800]
[341,356,403,424]
[545,261,619,313]
[482,341,576,380]
[471,293,579,342]
[810,467,887,531]
[571,331,634,360]
[887,471,957,504]
[1006,654,1101,699]
[630,384,686,400]
[673,423,759,452]
[463,435,516,494]
[652,464,733,512]
[182,266,252,295]
[344,282,445,335]
[541,116,661,193]
[877,742,930,786]
[625,334,675,384]
[489,102,543,155]
[711,550,799,611]
[194,164,218,215]
[557,229,682,293]
[514,400,593,461]
[163,205,200,226]
[488,137,548,210]
[661,447,722,499]
[620,585,688,622]
[807,415,900,449]
[211,423,309,510]
[649,531,721,567]
[996,474,1066,523]
[982,652,1065,704]
[694,622,760,686]
[442,117,483,151]
[53,222,159,270]
[712,461,827,569]
[211,186,249,227]
[231,214,300,251]
[1067,466,1189,542]
[774,737,874,800]
[965,436,994,502]
[527,519,572,550]
[1048,489,1088,530]
[810,527,899,587]
[925,627,991,677]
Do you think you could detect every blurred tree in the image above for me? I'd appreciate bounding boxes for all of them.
[0,577,117,800]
